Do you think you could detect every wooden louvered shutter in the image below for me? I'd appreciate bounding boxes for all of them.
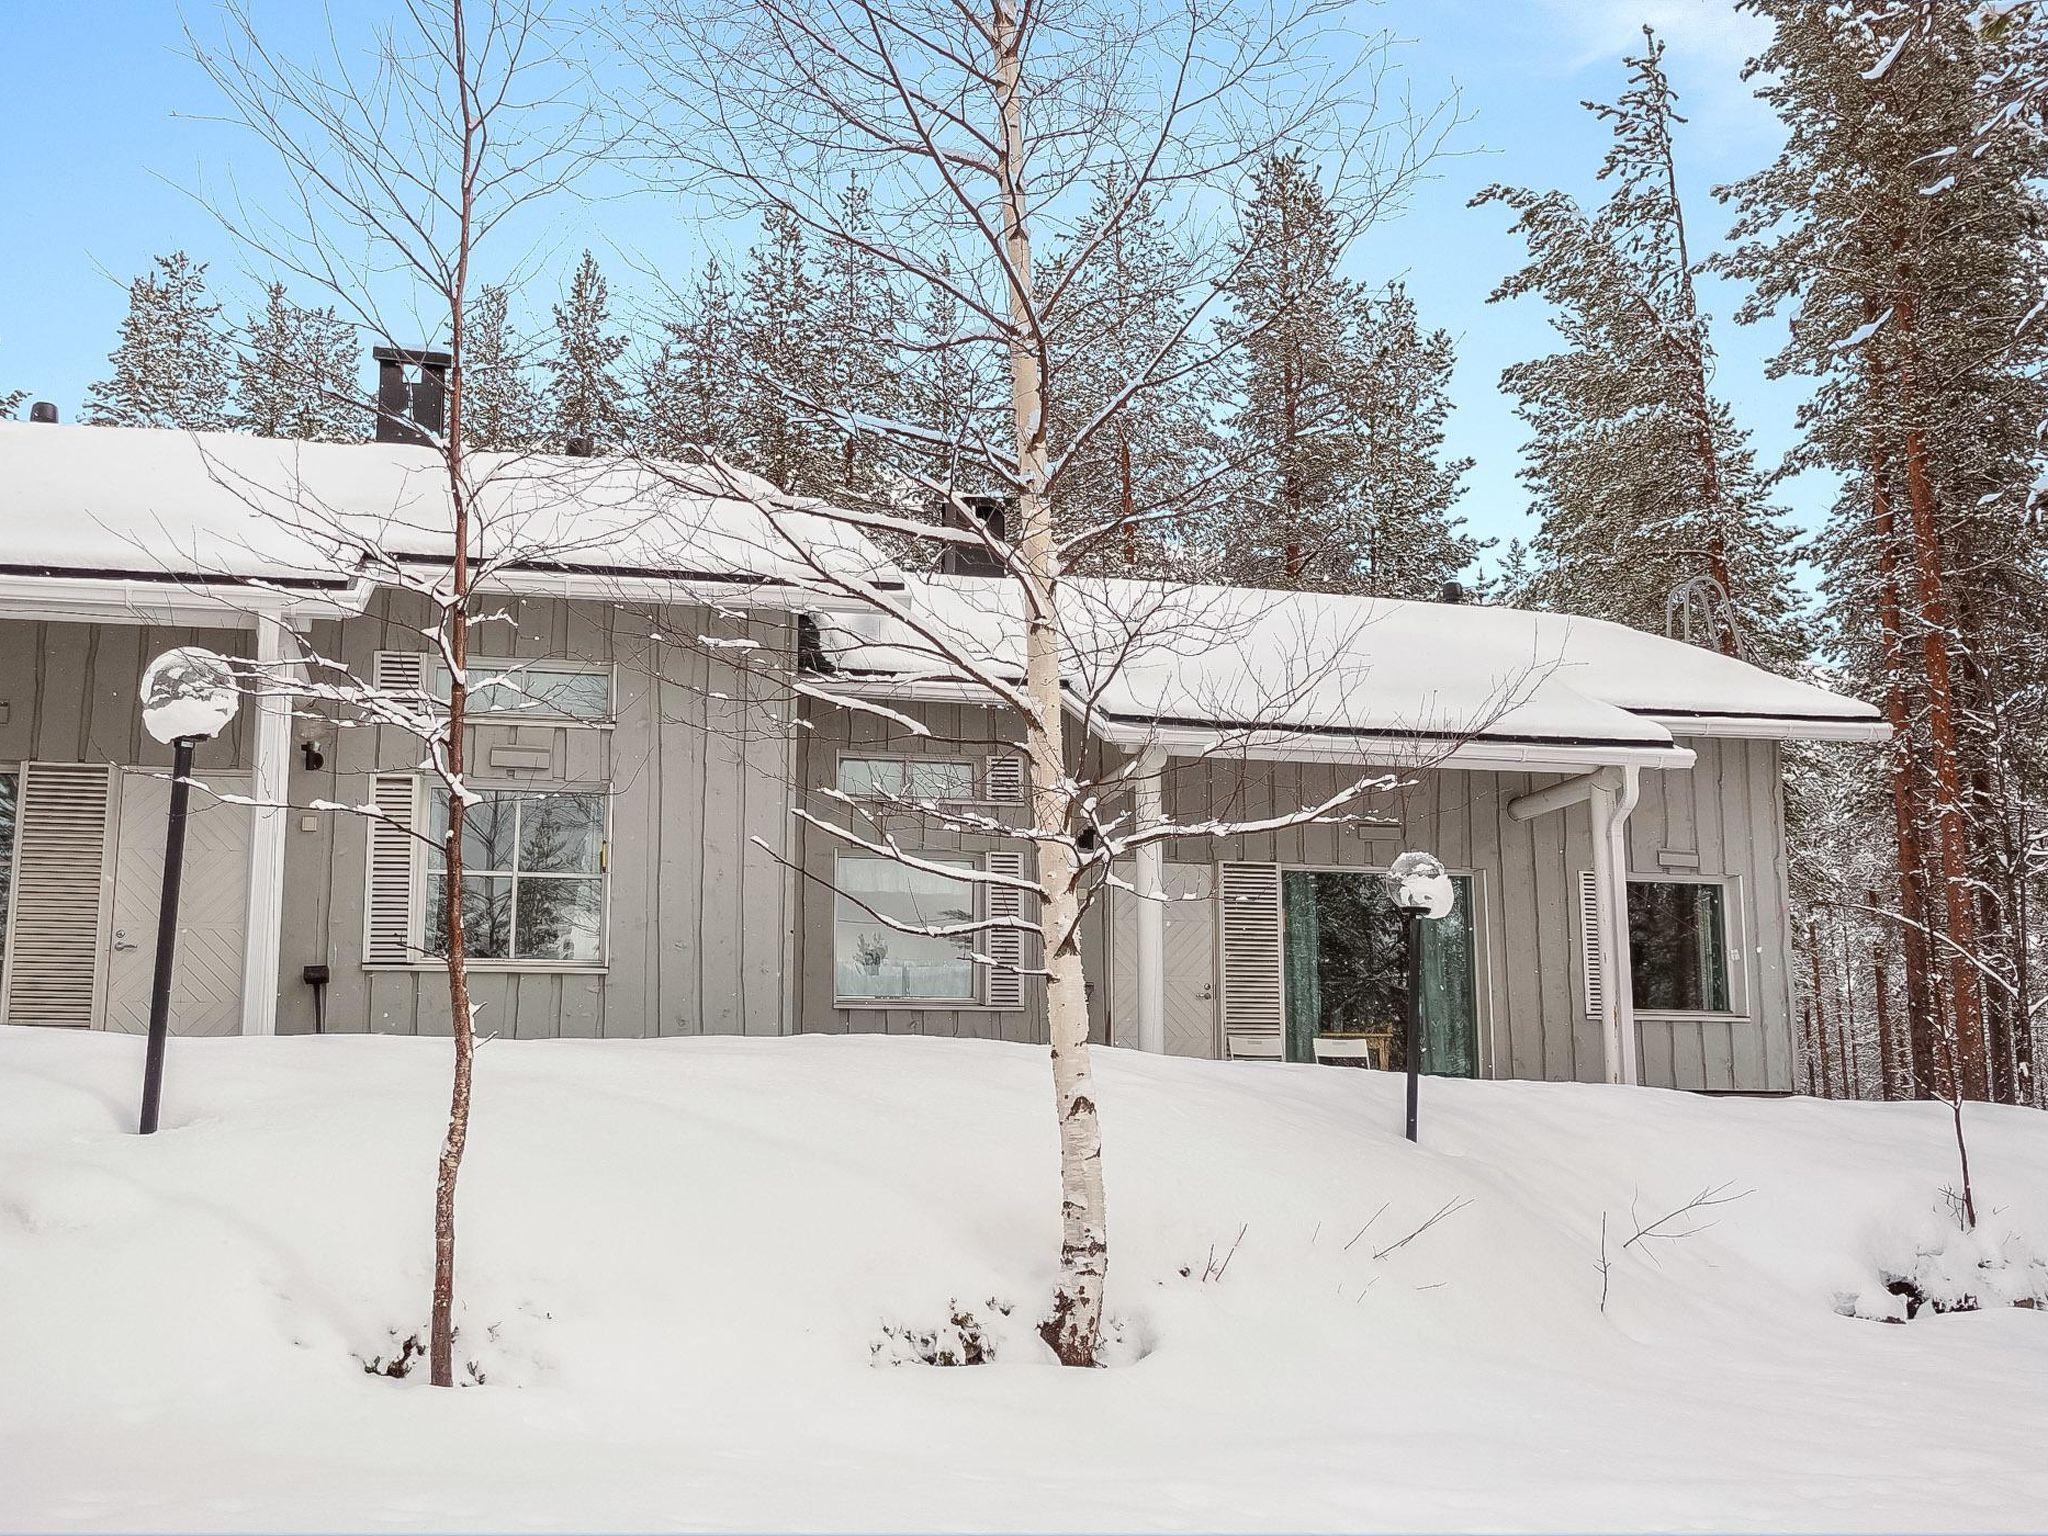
[362,774,421,965]
[982,753,1026,805]
[1,762,113,1027]
[982,848,1028,1009]
[1219,862,1284,1059]
[1577,869,1606,1020]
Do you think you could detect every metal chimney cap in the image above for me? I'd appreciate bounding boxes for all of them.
[28,401,57,424]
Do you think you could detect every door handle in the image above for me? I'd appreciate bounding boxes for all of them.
[111,929,138,951]
[1198,983,1214,1000]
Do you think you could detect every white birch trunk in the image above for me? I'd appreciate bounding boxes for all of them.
[993,0,1108,1367]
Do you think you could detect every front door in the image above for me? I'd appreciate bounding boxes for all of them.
[102,770,252,1036]
[1111,862,1217,1057]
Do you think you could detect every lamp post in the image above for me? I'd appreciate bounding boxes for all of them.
[136,647,241,1136]
[1384,851,1454,1144]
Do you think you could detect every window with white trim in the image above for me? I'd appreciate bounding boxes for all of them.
[834,852,980,1003]
[425,788,607,963]
[428,658,611,722]
[1626,879,1732,1013]
[837,756,978,801]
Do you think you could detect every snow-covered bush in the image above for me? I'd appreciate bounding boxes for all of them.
[1835,1202,2048,1322]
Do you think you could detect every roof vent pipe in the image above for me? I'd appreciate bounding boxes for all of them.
[1440,579,1465,605]
[28,401,57,424]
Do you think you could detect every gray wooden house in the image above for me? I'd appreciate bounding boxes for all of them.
[0,418,1885,1092]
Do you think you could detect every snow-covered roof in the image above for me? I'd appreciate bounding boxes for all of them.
[808,575,1885,763]
[0,421,891,605]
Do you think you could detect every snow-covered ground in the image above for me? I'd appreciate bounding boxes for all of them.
[4,1026,2045,1533]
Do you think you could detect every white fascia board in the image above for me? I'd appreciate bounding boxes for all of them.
[479,570,893,613]
[0,573,370,627]
[1094,720,1694,775]
[1645,713,1891,743]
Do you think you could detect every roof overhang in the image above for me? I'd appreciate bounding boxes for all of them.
[0,569,370,627]
[803,674,1696,774]
[1641,711,1891,743]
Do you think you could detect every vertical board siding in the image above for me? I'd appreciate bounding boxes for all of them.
[272,591,796,1040]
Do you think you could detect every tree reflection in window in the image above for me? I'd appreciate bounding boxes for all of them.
[427,789,604,962]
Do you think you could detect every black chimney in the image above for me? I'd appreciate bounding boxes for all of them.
[371,346,451,445]
[1440,579,1466,605]
[28,401,57,424]
[942,494,1010,577]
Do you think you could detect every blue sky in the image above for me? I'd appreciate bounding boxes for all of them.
[0,0,1825,580]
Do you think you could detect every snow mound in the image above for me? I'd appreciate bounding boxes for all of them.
[2,1028,2044,1532]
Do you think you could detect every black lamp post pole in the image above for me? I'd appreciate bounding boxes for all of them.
[1401,905,1422,1143]
[139,735,198,1136]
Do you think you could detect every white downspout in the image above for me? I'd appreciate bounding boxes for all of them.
[239,611,295,1037]
[1132,744,1169,1054]
[1588,764,1642,1085]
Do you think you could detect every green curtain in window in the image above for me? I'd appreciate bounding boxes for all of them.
[1418,876,1477,1078]
[1282,871,1322,1064]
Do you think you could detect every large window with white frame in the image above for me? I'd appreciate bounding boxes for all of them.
[425,787,607,964]
[834,852,981,1003]
[1626,878,1732,1013]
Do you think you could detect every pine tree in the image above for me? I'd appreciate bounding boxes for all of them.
[638,258,746,459]
[1214,152,1477,596]
[1718,0,2048,1109]
[233,282,364,441]
[462,283,543,451]
[735,207,841,495]
[84,252,233,430]
[1,388,24,420]
[1475,28,1804,670]
[1043,173,1221,574]
[543,251,628,453]
[814,181,907,503]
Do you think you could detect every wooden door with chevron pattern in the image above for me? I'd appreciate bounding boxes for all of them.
[103,770,252,1037]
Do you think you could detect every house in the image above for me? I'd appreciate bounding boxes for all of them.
[0,414,1886,1092]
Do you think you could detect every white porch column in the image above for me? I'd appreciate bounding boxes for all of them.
[1132,745,1170,1054]
[1587,765,1642,1086]
[239,612,294,1036]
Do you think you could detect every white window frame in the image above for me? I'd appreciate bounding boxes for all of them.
[832,849,992,1009]
[416,781,612,972]
[426,656,617,726]
[1624,872,1747,1021]
[835,753,982,804]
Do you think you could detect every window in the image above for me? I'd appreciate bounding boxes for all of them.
[834,853,978,1002]
[838,756,978,801]
[432,659,611,722]
[1280,868,1477,1076]
[0,769,14,966]
[1627,880,1731,1013]
[426,788,606,963]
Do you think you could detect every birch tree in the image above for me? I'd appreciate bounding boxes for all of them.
[190,0,599,1386]
[619,0,1451,1365]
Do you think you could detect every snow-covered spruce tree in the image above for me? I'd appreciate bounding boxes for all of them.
[84,251,233,431]
[544,251,629,453]
[1,387,24,419]
[1474,27,1804,671]
[462,283,544,451]
[1211,152,1476,596]
[233,282,366,441]
[195,0,598,1383]
[638,257,747,460]
[1717,0,2048,1114]
[623,0,1451,1364]
[1042,171,1223,575]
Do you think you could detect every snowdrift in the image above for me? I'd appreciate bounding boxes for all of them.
[3,1027,2044,1532]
